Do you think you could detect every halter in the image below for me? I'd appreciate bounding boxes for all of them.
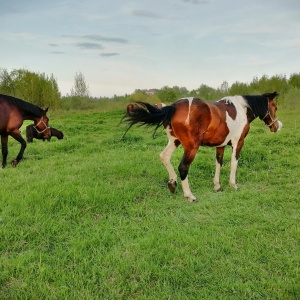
[33,116,50,133]
[262,111,278,127]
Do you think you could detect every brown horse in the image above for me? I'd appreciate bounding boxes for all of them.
[124,92,282,202]
[26,124,64,143]
[0,94,50,168]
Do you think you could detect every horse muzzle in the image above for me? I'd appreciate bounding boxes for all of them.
[273,120,283,132]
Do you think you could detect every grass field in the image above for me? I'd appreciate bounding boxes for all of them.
[0,106,299,299]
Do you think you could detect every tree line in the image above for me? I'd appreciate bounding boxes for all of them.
[1,68,299,110]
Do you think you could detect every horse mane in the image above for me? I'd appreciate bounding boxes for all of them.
[242,93,271,119]
[1,94,44,117]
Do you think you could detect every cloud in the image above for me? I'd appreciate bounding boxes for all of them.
[82,35,128,44]
[49,43,58,47]
[182,0,209,4]
[63,34,128,44]
[75,42,104,50]
[100,53,119,57]
[132,10,161,19]
[51,51,64,54]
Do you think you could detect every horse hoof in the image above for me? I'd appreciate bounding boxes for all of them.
[185,194,197,202]
[214,184,222,192]
[188,197,197,203]
[168,180,177,193]
[230,183,238,190]
[11,160,18,167]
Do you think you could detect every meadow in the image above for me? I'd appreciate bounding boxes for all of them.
[0,105,299,299]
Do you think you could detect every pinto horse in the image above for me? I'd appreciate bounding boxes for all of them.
[0,94,50,168]
[124,92,282,202]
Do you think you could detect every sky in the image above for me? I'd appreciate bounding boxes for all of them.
[1,0,299,98]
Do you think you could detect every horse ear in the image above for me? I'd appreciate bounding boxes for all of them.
[44,107,49,114]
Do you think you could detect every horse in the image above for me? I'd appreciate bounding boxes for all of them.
[0,94,50,168]
[123,92,282,202]
[26,124,64,143]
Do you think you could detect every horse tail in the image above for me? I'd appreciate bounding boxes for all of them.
[122,102,175,137]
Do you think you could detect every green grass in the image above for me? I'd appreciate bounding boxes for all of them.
[0,108,299,299]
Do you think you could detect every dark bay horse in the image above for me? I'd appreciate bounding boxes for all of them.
[26,124,63,143]
[124,92,282,202]
[0,94,50,168]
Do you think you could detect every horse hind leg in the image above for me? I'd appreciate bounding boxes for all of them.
[159,133,180,193]
[178,147,199,202]
[1,135,8,168]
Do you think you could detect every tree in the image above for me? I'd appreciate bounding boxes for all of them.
[156,86,177,103]
[288,73,300,88]
[219,81,229,93]
[0,68,61,109]
[70,71,90,97]
[229,81,251,95]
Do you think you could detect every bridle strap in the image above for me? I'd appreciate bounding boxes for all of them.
[33,116,50,133]
[262,111,278,127]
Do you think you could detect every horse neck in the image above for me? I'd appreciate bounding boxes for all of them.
[20,110,39,122]
[246,107,257,123]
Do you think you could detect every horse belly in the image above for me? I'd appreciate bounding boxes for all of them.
[202,125,229,146]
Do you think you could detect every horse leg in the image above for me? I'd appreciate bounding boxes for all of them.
[1,135,8,168]
[10,131,27,167]
[178,147,199,202]
[229,140,244,189]
[159,130,180,193]
[214,146,225,191]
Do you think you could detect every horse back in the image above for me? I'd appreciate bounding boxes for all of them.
[170,97,248,147]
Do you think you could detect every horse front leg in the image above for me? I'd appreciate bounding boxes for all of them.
[159,133,180,193]
[229,140,244,190]
[178,147,199,202]
[1,135,8,168]
[214,146,225,191]
[10,131,27,167]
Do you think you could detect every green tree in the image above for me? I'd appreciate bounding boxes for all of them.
[156,86,178,103]
[229,81,251,95]
[192,84,220,100]
[288,73,300,88]
[70,71,90,97]
[0,68,61,109]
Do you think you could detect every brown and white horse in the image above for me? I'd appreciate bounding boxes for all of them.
[124,92,282,202]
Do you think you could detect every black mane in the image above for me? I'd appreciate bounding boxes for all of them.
[242,93,273,119]
[0,94,44,117]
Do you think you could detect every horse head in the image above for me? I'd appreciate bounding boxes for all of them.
[34,107,51,139]
[262,92,283,132]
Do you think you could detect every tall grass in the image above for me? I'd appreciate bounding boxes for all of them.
[0,107,299,299]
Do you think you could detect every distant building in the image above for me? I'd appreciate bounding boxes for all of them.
[145,88,158,95]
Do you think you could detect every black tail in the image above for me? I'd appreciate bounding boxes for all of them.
[122,102,175,137]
